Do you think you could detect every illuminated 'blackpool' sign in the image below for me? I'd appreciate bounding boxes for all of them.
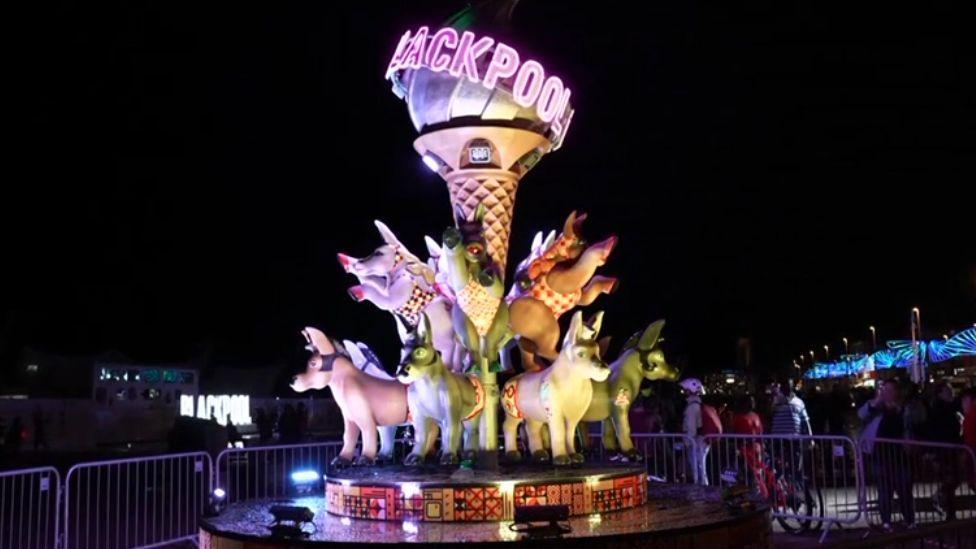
[386,26,574,141]
[180,394,252,426]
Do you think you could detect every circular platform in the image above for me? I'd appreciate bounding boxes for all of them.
[324,463,645,521]
[199,484,770,547]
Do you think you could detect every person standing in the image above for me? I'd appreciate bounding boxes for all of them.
[681,378,720,485]
[961,388,976,491]
[858,379,915,531]
[32,407,48,452]
[827,383,852,436]
[926,382,961,519]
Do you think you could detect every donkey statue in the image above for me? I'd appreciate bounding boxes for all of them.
[502,311,611,465]
[441,204,512,367]
[507,211,619,371]
[290,327,436,467]
[579,319,680,461]
[337,220,460,370]
[397,314,485,466]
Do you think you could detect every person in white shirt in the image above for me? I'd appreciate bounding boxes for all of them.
[680,378,709,485]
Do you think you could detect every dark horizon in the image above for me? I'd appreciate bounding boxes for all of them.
[6,2,974,387]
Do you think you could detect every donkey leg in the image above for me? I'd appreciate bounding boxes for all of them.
[503,413,523,461]
[423,418,440,456]
[377,425,397,462]
[334,418,360,467]
[579,275,618,306]
[548,415,571,466]
[354,417,379,466]
[566,418,585,463]
[405,414,429,466]
[602,418,620,452]
[611,407,641,461]
[462,417,479,460]
[526,420,550,462]
[509,298,560,364]
[441,416,462,466]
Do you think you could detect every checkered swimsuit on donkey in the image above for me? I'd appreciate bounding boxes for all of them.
[385,249,439,327]
[509,232,583,318]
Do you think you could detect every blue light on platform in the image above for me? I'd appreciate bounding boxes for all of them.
[291,470,320,484]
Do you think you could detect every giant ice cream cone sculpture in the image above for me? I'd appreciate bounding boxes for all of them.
[385,1,575,466]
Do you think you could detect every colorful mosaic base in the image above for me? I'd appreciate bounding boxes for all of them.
[325,471,646,522]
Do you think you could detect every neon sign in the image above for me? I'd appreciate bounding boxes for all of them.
[180,394,252,426]
[387,26,574,144]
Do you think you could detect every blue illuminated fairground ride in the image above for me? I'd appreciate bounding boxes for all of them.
[803,326,976,380]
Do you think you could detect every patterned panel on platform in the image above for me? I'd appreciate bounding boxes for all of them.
[324,470,646,522]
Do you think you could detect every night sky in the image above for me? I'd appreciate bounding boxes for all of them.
[7,1,974,385]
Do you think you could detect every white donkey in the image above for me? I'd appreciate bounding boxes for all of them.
[396,314,484,466]
[338,220,460,370]
[502,311,611,465]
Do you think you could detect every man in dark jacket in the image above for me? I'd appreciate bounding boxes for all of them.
[927,382,961,519]
[858,379,915,531]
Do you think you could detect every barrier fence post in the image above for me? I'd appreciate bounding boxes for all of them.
[215,441,343,504]
[0,466,61,549]
[859,437,976,530]
[62,452,212,549]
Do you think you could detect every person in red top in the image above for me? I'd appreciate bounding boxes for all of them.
[732,396,764,435]
[962,388,976,490]
[732,395,770,497]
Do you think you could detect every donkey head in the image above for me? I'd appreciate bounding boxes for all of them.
[396,314,444,384]
[622,319,679,382]
[560,311,611,382]
[291,327,344,392]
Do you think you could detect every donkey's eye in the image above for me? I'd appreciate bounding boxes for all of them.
[576,349,587,358]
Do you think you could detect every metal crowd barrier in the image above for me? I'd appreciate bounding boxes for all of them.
[0,466,61,549]
[860,437,976,529]
[3,432,976,547]
[631,433,700,484]
[215,441,342,503]
[703,433,862,541]
[63,452,212,549]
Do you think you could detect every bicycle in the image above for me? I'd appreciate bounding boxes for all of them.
[723,438,825,534]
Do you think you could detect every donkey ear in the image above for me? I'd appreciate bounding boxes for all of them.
[585,311,605,338]
[474,203,487,224]
[424,236,441,258]
[342,339,367,368]
[374,220,403,249]
[597,336,612,358]
[417,313,433,345]
[543,230,557,251]
[638,319,666,350]
[304,327,335,355]
[454,204,468,226]
[394,316,410,342]
[530,231,543,254]
[562,211,577,238]
[563,311,584,350]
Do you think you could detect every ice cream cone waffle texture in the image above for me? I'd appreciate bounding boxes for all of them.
[446,173,518,272]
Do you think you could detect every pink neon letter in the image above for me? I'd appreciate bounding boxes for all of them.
[537,76,565,122]
[386,30,413,78]
[449,31,495,83]
[426,28,459,72]
[512,60,545,108]
[550,87,573,134]
[482,42,520,89]
[402,26,429,70]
